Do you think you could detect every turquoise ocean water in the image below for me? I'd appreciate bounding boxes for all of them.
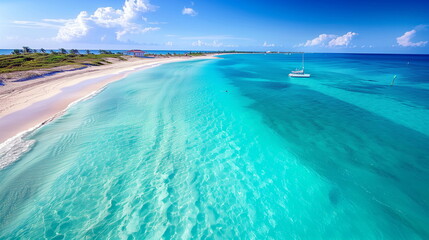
[0,53,429,239]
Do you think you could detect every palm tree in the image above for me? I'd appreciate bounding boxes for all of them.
[59,48,68,54]
[12,49,22,55]
[33,49,38,53]
[86,50,91,55]
[40,48,46,54]
[99,49,113,54]
[22,46,31,54]
[70,49,79,55]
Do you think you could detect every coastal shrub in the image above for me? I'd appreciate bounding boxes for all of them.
[46,55,68,63]
[0,52,127,73]
[92,61,105,65]
[10,58,27,66]
[0,61,9,68]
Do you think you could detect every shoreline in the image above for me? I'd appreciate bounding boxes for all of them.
[0,55,219,144]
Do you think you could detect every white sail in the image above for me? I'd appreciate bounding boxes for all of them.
[289,52,310,78]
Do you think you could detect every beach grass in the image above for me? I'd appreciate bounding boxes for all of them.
[0,53,127,73]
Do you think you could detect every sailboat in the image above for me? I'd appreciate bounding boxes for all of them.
[289,53,311,78]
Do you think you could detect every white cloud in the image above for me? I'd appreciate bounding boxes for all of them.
[397,28,427,47]
[210,40,223,47]
[182,7,197,16]
[298,32,357,47]
[116,26,159,40]
[191,40,237,48]
[42,19,71,23]
[192,40,203,46]
[13,20,62,29]
[56,11,90,41]
[192,40,221,47]
[328,32,358,47]
[299,34,335,47]
[54,0,157,41]
[263,41,275,47]
[165,41,173,46]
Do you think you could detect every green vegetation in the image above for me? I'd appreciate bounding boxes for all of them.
[1,47,127,74]
[1,47,267,75]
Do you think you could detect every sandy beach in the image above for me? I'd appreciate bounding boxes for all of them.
[0,55,217,143]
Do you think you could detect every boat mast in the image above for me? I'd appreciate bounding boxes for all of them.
[302,52,305,72]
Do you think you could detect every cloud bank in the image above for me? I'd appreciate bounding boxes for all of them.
[397,27,427,47]
[328,32,357,47]
[299,32,358,47]
[54,0,158,42]
[300,34,335,47]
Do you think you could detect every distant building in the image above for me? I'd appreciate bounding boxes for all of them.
[125,50,145,57]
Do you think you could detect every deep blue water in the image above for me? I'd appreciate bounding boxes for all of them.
[0,53,428,239]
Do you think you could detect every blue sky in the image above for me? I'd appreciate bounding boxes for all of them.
[0,0,428,53]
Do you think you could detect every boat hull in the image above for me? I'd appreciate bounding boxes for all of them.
[288,73,311,78]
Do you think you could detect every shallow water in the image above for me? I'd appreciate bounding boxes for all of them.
[0,54,428,239]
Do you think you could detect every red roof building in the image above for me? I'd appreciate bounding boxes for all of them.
[125,50,145,57]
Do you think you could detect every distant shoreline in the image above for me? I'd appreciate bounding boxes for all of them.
[0,54,220,144]
[1,50,428,56]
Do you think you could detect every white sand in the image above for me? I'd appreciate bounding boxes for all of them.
[0,55,217,143]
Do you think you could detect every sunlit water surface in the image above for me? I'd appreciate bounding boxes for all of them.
[1,53,429,239]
